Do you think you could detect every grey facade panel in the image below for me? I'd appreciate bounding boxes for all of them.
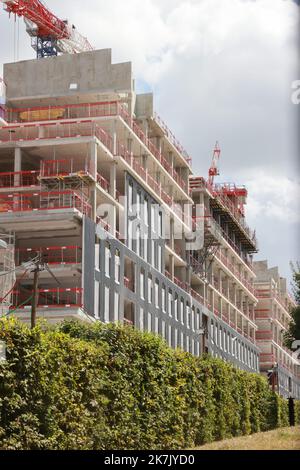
[83,215,95,317]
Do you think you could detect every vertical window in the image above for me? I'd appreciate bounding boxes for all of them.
[105,242,111,277]
[186,303,190,329]
[174,294,178,321]
[94,282,100,319]
[155,280,159,308]
[174,328,178,349]
[139,307,144,331]
[162,284,166,312]
[168,325,172,348]
[104,286,110,322]
[219,327,223,350]
[114,292,119,322]
[147,312,152,332]
[128,220,133,250]
[115,249,120,283]
[144,231,148,262]
[144,197,149,225]
[162,320,166,339]
[151,205,156,233]
[158,245,162,272]
[136,226,141,256]
[95,243,100,271]
[180,298,184,324]
[155,316,159,334]
[158,212,163,237]
[140,270,145,299]
[136,191,141,217]
[148,275,152,303]
[168,290,173,317]
[128,182,133,210]
[151,239,155,267]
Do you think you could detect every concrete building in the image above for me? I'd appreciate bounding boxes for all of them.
[0,231,15,316]
[0,48,265,375]
[254,261,300,399]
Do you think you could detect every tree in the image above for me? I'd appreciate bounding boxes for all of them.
[284,262,300,349]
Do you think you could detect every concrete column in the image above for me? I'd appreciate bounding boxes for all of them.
[112,120,117,155]
[169,254,174,279]
[90,186,97,223]
[90,142,97,179]
[14,147,22,186]
[109,162,116,199]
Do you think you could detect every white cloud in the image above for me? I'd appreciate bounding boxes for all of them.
[246,173,300,224]
[0,0,298,281]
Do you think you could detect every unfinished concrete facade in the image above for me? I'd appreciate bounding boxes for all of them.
[254,260,300,398]
[0,48,265,374]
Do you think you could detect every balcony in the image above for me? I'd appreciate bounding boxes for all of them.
[0,190,91,217]
[0,120,113,154]
[214,249,256,296]
[153,112,192,166]
[15,246,82,266]
[0,170,40,189]
[3,101,189,192]
[11,287,83,309]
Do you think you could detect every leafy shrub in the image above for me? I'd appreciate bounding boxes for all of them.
[0,318,293,449]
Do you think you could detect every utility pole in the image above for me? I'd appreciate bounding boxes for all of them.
[31,265,40,329]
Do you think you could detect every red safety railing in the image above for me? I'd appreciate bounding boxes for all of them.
[4,101,190,190]
[0,120,114,154]
[0,190,91,217]
[0,170,40,188]
[214,249,256,295]
[154,112,192,165]
[97,173,110,193]
[15,246,82,266]
[11,287,83,309]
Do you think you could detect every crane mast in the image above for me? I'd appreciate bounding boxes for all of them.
[1,0,93,58]
[208,141,221,186]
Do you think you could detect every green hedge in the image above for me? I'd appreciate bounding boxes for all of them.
[0,318,294,450]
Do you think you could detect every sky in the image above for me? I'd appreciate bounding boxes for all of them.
[0,0,299,286]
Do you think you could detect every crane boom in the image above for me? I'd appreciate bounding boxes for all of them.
[1,0,93,58]
[208,141,221,186]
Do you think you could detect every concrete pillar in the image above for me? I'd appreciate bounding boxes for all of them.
[169,254,174,279]
[112,120,117,155]
[14,147,22,186]
[90,142,97,179]
[109,162,116,199]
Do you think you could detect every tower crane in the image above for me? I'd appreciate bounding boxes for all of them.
[208,141,221,187]
[0,0,94,58]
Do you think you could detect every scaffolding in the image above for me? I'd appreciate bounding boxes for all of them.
[0,232,15,315]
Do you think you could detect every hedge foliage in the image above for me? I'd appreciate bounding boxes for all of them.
[0,318,297,450]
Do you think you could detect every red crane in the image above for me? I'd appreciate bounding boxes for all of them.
[1,0,93,58]
[208,141,221,186]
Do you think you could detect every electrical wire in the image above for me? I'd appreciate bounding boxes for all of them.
[0,268,29,303]
[4,295,33,317]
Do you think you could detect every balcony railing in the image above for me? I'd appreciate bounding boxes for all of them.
[0,190,91,217]
[3,101,190,190]
[11,287,83,309]
[214,249,256,296]
[0,170,40,188]
[0,120,114,154]
[15,246,82,266]
[153,112,192,165]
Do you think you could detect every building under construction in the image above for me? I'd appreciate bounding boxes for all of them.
[0,6,299,396]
